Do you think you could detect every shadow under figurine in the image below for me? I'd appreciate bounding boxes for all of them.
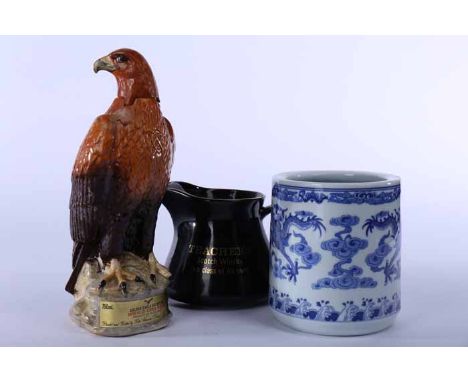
[65,48,175,336]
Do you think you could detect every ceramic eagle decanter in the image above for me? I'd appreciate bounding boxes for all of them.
[65,48,175,336]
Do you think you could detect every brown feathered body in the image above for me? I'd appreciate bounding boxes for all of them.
[65,49,174,294]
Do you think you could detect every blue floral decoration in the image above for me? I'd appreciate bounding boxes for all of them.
[270,288,400,322]
[272,183,400,205]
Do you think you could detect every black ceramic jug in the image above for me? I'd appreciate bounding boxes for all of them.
[162,181,271,307]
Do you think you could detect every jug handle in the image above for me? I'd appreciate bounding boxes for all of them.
[260,205,271,219]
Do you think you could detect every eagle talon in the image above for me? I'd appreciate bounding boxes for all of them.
[96,257,105,273]
[119,281,127,295]
[148,251,171,280]
[97,258,141,294]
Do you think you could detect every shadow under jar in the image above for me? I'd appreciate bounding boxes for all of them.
[162,182,271,307]
[269,171,401,335]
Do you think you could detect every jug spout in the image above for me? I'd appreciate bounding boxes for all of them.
[163,181,271,222]
[162,181,195,222]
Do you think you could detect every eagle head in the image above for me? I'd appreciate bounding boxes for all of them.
[93,48,160,104]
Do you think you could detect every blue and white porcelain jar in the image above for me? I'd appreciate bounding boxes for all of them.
[269,171,401,335]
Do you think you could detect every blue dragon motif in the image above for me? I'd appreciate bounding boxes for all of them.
[270,203,325,283]
[312,215,377,289]
[363,209,401,285]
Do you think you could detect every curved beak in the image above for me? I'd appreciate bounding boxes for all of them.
[93,56,116,73]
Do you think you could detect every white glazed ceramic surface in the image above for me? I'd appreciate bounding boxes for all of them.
[269,171,401,336]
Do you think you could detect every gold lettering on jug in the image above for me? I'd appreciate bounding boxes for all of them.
[188,245,251,275]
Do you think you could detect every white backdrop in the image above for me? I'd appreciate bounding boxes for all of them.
[0,36,466,345]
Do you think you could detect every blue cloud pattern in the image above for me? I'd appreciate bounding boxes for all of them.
[312,215,377,290]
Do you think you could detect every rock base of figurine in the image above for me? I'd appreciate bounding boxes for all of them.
[70,253,171,337]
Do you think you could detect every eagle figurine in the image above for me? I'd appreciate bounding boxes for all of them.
[65,48,174,295]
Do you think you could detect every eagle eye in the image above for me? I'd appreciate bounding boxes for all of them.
[115,55,129,63]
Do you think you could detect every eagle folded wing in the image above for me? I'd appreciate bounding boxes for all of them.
[70,115,116,260]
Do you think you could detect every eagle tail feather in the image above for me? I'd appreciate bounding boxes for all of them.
[65,242,98,295]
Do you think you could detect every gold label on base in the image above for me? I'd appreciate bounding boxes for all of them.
[99,294,167,328]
